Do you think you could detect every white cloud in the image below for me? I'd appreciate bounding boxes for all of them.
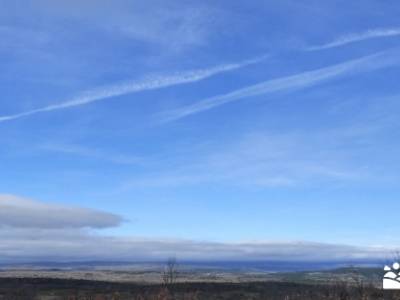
[0,195,122,229]
[160,50,400,122]
[0,55,266,123]
[307,28,400,51]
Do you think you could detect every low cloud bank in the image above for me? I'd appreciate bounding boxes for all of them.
[0,195,122,229]
[0,194,391,263]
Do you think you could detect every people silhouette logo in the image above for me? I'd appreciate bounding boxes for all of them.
[383,262,400,289]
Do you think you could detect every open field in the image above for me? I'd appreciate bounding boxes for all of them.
[0,267,391,300]
[0,266,383,284]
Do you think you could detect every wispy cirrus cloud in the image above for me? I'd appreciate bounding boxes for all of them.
[0,55,267,123]
[121,129,369,190]
[31,0,223,53]
[307,28,400,51]
[39,143,143,165]
[160,50,400,122]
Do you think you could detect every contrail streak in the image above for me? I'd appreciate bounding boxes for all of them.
[0,55,267,123]
[307,28,400,51]
[160,50,400,122]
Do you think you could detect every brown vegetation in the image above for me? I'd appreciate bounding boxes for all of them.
[0,277,398,300]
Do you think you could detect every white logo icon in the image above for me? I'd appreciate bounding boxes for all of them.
[383,262,400,289]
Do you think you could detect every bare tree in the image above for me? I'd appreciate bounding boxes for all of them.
[162,257,178,286]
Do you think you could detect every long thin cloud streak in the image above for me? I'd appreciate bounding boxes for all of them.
[0,55,267,123]
[161,50,400,122]
[307,28,400,51]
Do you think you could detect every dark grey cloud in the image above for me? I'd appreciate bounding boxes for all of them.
[0,195,122,229]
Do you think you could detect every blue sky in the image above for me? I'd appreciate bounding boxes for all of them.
[1,0,400,261]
